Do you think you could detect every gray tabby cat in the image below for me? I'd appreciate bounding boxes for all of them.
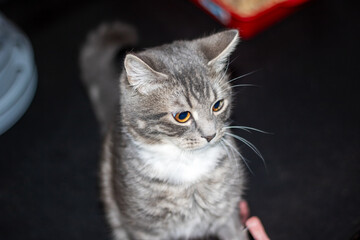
[80,23,248,240]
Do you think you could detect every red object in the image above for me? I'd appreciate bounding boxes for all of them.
[190,0,310,39]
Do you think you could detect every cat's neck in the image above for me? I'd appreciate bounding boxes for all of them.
[133,141,226,185]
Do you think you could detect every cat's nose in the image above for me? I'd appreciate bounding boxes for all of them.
[202,133,216,142]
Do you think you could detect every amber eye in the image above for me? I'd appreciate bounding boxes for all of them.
[212,100,224,112]
[173,111,191,123]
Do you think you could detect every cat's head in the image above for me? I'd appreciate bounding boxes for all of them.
[120,30,239,151]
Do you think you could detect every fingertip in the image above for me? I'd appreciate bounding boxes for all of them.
[239,200,250,223]
[246,216,270,240]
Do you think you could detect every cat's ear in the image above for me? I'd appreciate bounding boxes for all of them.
[124,54,168,94]
[198,29,239,73]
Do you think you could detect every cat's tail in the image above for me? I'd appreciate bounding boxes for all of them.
[79,22,137,134]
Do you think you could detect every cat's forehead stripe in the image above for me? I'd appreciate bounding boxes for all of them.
[213,86,218,100]
[177,79,218,109]
[185,94,193,108]
[205,82,211,99]
[189,82,201,101]
[178,81,193,108]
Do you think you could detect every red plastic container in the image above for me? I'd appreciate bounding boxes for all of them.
[190,0,310,39]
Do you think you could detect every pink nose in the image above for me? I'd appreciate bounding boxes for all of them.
[201,134,216,142]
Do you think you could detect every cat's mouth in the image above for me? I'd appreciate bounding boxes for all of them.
[182,133,224,151]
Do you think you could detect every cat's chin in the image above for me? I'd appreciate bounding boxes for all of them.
[179,139,221,152]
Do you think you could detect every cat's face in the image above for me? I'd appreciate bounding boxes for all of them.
[158,73,232,150]
[121,30,239,151]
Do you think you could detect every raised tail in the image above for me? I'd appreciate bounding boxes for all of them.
[79,22,137,134]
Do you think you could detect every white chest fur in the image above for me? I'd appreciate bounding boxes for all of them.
[137,143,225,185]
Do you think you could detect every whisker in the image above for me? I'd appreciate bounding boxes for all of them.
[217,58,231,85]
[220,140,238,170]
[230,84,259,88]
[218,69,262,94]
[227,127,251,134]
[224,126,272,135]
[225,132,263,160]
[225,132,267,170]
[229,55,240,65]
[222,138,254,175]
[228,70,260,84]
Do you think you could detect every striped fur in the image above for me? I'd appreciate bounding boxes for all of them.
[80,22,248,240]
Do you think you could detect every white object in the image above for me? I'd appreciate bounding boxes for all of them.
[0,12,37,135]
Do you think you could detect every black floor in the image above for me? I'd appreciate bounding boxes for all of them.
[1,0,360,239]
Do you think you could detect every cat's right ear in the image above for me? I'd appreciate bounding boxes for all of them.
[124,54,168,94]
[198,29,239,73]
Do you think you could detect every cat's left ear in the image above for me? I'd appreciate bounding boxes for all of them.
[197,29,239,73]
[124,54,169,94]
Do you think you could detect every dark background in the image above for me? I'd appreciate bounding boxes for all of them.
[1,0,359,239]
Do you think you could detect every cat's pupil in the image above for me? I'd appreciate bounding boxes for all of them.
[179,111,189,120]
[214,101,220,109]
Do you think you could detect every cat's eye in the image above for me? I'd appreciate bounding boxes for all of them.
[212,100,224,112]
[173,111,191,123]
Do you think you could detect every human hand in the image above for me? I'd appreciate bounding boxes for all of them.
[239,201,270,240]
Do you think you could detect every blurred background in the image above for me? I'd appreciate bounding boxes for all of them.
[0,0,359,239]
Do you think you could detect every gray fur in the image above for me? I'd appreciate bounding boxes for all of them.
[80,22,138,134]
[80,22,248,240]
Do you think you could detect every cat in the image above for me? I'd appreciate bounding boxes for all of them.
[80,22,248,240]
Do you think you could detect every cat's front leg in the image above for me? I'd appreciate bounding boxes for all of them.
[216,211,249,240]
